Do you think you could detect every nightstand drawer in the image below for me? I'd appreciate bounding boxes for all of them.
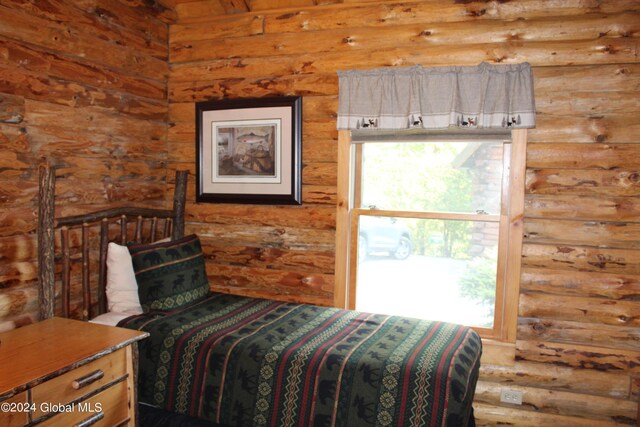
[0,392,29,427]
[31,348,127,419]
[38,380,129,427]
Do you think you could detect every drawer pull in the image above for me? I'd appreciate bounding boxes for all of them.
[71,370,104,390]
[74,411,104,427]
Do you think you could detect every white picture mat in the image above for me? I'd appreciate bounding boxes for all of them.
[202,106,292,195]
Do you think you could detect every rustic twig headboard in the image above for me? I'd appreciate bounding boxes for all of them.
[37,165,188,321]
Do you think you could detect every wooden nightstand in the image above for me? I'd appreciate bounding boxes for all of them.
[0,317,148,426]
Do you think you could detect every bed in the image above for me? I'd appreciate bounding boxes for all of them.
[37,164,482,427]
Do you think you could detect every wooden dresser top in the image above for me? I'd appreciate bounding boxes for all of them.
[0,317,148,396]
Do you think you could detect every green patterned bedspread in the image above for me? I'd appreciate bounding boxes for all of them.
[119,292,481,427]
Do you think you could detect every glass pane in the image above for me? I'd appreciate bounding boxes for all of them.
[360,142,504,214]
[356,216,497,328]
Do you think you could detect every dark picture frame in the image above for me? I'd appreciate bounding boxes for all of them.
[196,96,302,205]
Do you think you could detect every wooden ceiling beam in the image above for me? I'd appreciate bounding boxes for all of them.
[220,0,250,14]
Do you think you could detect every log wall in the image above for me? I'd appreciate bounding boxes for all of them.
[167,1,640,425]
[1,0,638,425]
[0,0,170,330]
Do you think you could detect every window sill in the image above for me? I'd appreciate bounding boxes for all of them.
[480,339,516,366]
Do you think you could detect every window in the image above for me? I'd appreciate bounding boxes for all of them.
[335,129,526,345]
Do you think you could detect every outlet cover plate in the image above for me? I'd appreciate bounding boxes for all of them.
[500,388,523,405]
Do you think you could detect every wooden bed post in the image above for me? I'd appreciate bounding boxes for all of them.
[172,170,188,240]
[38,164,55,320]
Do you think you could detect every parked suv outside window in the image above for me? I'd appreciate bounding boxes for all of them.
[358,215,412,260]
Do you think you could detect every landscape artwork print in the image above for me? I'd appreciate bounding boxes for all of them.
[213,119,281,184]
[196,96,301,205]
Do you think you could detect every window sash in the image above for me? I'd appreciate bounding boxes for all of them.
[348,142,510,340]
[334,129,526,349]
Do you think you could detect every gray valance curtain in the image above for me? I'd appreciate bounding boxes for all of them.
[337,62,535,130]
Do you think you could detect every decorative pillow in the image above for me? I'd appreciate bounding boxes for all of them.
[106,242,143,314]
[129,234,209,312]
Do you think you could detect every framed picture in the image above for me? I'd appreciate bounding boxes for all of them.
[196,96,302,205]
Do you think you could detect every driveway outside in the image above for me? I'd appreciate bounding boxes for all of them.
[355,255,492,327]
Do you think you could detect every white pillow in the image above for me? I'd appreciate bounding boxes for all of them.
[106,242,143,314]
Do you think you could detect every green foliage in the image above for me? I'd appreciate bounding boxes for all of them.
[360,142,473,258]
[458,257,497,308]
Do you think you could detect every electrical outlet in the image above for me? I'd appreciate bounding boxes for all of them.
[500,388,523,405]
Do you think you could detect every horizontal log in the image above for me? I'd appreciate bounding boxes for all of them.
[188,41,638,78]
[524,219,640,249]
[302,95,338,121]
[474,382,638,424]
[53,181,166,207]
[51,156,167,181]
[302,162,336,186]
[479,360,631,398]
[527,144,640,169]
[169,73,338,102]
[533,63,640,93]
[1,0,168,57]
[186,202,336,230]
[207,263,334,300]
[83,0,172,40]
[0,122,26,143]
[170,56,332,83]
[525,194,640,222]
[171,12,639,62]
[170,14,264,42]
[189,222,335,251]
[256,0,640,33]
[530,112,640,144]
[201,243,334,273]
[30,126,168,161]
[0,208,34,237]
[105,181,167,205]
[0,285,37,318]
[519,292,640,327]
[250,0,316,14]
[0,63,167,121]
[170,45,639,88]
[302,140,337,163]
[473,402,629,427]
[24,99,166,142]
[0,37,166,100]
[0,235,37,263]
[520,267,640,300]
[0,146,36,181]
[0,92,24,124]
[174,0,228,23]
[522,243,640,276]
[0,179,37,207]
[170,36,639,92]
[526,168,640,197]
[516,339,640,373]
[302,185,336,205]
[0,5,168,81]
[171,58,639,94]
[518,317,640,351]
[536,90,640,116]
